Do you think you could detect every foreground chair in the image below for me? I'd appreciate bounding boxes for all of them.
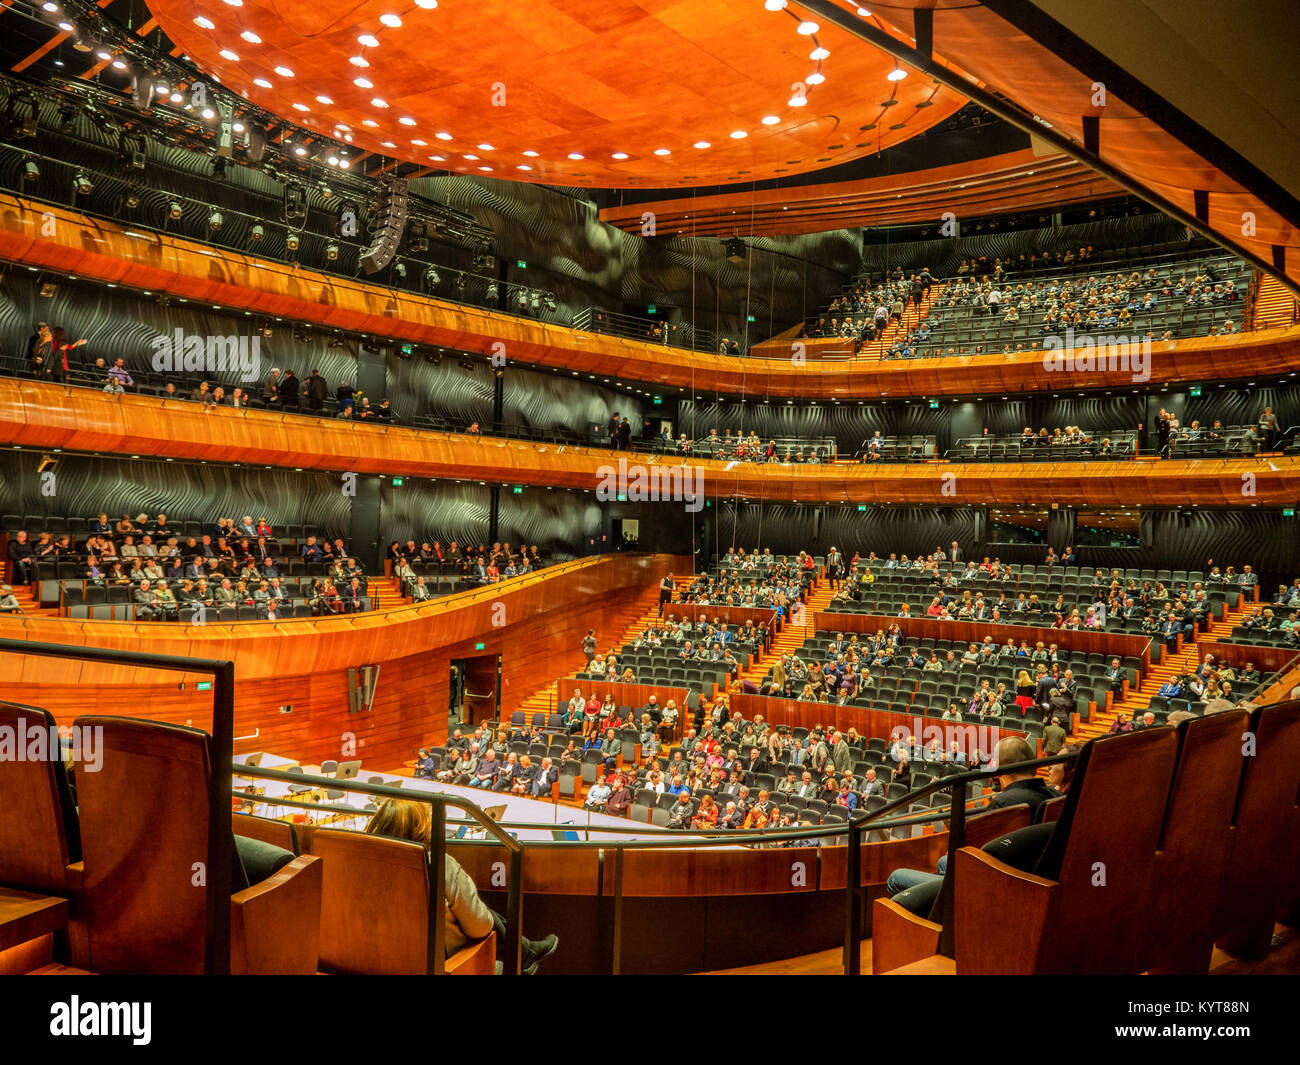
[310,827,494,974]
[73,716,323,974]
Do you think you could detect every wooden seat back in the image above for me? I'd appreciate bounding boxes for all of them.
[233,813,300,855]
[963,803,1032,848]
[1141,710,1250,973]
[1031,727,1179,974]
[311,828,430,974]
[74,715,214,974]
[1214,701,1300,956]
[0,702,79,895]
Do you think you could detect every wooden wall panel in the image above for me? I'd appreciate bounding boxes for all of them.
[4,379,1298,505]
[0,554,687,768]
[1,194,1296,399]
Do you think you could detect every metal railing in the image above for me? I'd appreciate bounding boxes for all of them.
[237,764,524,974]
[572,307,726,355]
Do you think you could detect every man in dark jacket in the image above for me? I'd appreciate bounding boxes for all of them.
[278,369,300,410]
[305,369,329,414]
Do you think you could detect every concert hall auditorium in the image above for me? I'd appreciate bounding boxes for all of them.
[1,0,1298,995]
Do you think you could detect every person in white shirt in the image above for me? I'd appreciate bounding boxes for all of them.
[585,780,611,810]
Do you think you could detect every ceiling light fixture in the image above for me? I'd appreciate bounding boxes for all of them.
[379,13,402,26]
[353,76,373,88]
[193,16,214,28]
[274,65,294,77]
[887,65,907,81]
[810,46,829,60]
[693,140,711,149]
[761,115,779,125]
[219,48,238,60]
[349,56,370,67]
[358,34,379,47]
[730,130,747,138]
[240,29,261,43]
[253,77,271,88]
[796,20,818,34]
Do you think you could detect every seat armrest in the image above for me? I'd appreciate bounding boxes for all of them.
[231,854,322,974]
[871,898,941,974]
[953,847,1058,974]
[447,930,496,975]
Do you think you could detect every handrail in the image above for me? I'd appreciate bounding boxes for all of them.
[236,764,523,974]
[0,637,236,975]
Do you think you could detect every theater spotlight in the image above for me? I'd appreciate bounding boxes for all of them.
[73,171,93,195]
[530,291,541,312]
[286,231,300,250]
[393,259,406,277]
[249,222,264,242]
[425,266,440,286]
[326,242,339,260]
[168,201,183,219]
[22,157,40,182]
[57,105,76,133]
[486,281,498,300]
[515,288,528,309]
[543,293,557,312]
[208,210,223,231]
[124,186,140,208]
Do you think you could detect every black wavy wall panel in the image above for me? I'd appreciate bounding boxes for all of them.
[859,214,1188,278]
[378,480,491,550]
[1067,511,1300,587]
[416,175,862,338]
[0,453,351,535]
[0,274,358,391]
[502,372,642,436]
[498,489,602,557]
[384,351,494,424]
[1186,388,1300,430]
[981,395,1148,437]
[709,504,980,558]
[677,400,948,451]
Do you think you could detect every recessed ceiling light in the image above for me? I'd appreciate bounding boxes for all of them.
[761,115,780,125]
[429,154,445,161]
[353,76,373,88]
[358,34,379,47]
[381,140,396,147]
[653,147,670,155]
[567,152,584,160]
[415,0,437,6]
[380,13,402,26]
[611,151,628,159]
[788,94,807,107]
[797,20,818,34]
[350,56,370,67]
[521,148,537,155]
[201,107,215,118]
[399,115,416,125]
[362,118,378,126]
[371,97,389,108]
[693,140,711,149]
[326,155,339,166]
[810,46,830,60]
[316,94,334,104]
[274,65,294,77]
[477,143,494,150]
[517,164,532,170]
[411,138,426,145]
[240,29,261,43]
[764,0,787,8]
[222,0,242,5]
[292,102,309,112]
[730,130,747,138]
[193,15,214,28]
[294,145,307,156]
[478,166,492,172]
[887,67,908,81]
[437,131,454,141]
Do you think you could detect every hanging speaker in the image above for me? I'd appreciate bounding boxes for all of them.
[360,176,408,274]
[215,98,235,158]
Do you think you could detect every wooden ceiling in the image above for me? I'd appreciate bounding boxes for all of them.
[855,0,1300,288]
[145,0,966,188]
[599,148,1123,237]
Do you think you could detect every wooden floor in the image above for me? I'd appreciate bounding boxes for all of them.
[699,924,1299,975]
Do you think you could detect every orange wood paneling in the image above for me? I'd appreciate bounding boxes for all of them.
[2,195,1296,398]
[4,379,1298,504]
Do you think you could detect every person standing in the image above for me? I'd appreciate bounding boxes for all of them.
[581,629,597,670]
[658,574,675,617]
[305,369,329,415]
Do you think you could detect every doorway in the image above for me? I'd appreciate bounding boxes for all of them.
[455,653,501,726]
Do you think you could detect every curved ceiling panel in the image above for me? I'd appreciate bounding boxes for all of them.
[147,0,967,187]
[599,148,1122,236]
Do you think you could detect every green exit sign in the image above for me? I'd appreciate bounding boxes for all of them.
[1284,508,1296,518]
[391,477,404,486]
[647,304,657,315]
[652,395,662,405]
[516,260,527,269]
[616,492,627,502]
[196,681,212,691]
[747,315,756,323]
[400,343,414,356]
[929,399,940,409]
[512,485,523,494]
[475,641,486,651]
[1189,386,1202,397]
[857,505,867,512]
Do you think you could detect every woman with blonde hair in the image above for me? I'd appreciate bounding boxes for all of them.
[365,799,558,972]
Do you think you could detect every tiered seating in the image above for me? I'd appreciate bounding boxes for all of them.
[950,429,1138,461]
[856,434,940,462]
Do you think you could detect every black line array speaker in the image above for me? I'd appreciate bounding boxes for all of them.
[360,176,408,275]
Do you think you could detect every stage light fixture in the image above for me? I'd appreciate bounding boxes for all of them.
[208,210,223,231]
[23,157,40,181]
[394,259,406,277]
[426,266,440,286]
[168,201,183,219]
[326,242,339,260]
[286,231,300,250]
[249,222,264,242]
[73,171,93,195]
